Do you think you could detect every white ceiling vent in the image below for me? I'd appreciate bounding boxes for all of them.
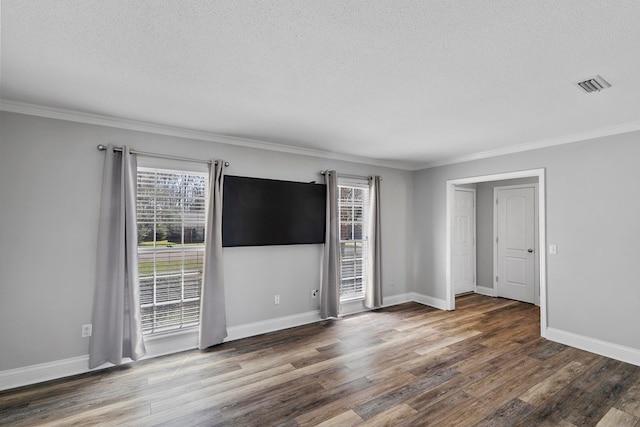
[574,75,611,93]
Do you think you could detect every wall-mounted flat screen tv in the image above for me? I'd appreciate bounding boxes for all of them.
[222,175,326,247]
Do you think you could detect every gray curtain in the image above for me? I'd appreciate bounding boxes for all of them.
[89,144,146,369]
[199,159,228,349]
[364,176,383,309]
[320,170,341,319]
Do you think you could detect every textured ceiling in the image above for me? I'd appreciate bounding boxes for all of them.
[2,0,640,168]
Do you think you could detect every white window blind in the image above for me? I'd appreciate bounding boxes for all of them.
[136,168,207,334]
[338,180,369,301]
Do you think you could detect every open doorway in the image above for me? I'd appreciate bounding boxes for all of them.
[445,169,548,337]
[453,178,539,304]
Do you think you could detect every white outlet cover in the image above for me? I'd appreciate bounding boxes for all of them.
[81,324,92,337]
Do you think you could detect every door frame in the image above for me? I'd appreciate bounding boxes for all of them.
[452,186,477,295]
[445,168,547,338]
[493,183,539,305]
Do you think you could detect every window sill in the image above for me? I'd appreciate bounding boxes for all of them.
[340,296,365,303]
[143,325,198,340]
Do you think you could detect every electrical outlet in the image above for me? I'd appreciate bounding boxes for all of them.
[274,295,280,305]
[81,324,92,338]
[311,289,319,298]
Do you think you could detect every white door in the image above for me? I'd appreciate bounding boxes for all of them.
[453,188,476,295]
[495,187,535,303]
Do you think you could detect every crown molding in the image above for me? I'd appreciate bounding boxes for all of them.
[416,119,640,170]
[4,99,638,172]
[0,99,415,171]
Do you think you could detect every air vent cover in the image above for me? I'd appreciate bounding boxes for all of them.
[574,75,611,93]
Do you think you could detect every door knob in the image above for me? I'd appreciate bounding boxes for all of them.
[527,249,533,253]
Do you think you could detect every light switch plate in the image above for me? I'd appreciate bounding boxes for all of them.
[549,244,557,255]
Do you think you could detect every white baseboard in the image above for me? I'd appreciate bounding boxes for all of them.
[338,293,415,316]
[383,293,414,307]
[0,333,202,391]
[0,291,460,391]
[0,356,93,392]
[410,292,448,310]
[226,310,322,341]
[475,285,496,297]
[545,327,640,367]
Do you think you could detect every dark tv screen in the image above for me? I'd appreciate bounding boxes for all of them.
[222,175,326,247]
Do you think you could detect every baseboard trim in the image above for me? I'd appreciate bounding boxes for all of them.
[226,310,322,341]
[383,293,414,307]
[545,327,640,367]
[0,291,460,391]
[410,292,449,310]
[338,293,416,316]
[0,356,93,392]
[475,285,496,297]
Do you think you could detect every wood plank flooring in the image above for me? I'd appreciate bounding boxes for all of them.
[2,294,640,426]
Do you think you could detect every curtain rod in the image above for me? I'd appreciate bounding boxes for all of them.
[320,170,383,181]
[96,144,230,167]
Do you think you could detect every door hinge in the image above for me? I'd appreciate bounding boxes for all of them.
[496,199,498,205]
[496,276,499,282]
[496,236,499,244]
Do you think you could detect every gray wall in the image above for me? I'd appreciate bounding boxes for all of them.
[412,131,640,350]
[0,112,414,371]
[475,177,538,289]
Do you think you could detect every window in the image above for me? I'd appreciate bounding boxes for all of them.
[338,180,369,301]
[136,167,207,334]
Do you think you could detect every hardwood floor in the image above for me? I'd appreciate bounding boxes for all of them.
[2,294,640,426]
